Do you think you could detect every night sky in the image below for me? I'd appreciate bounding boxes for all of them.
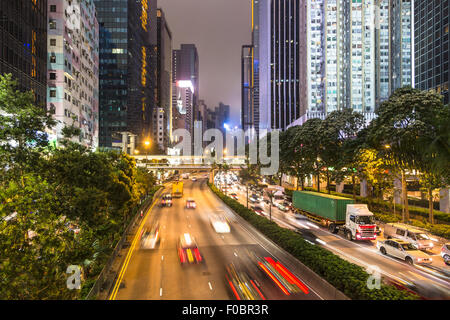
[158,0,251,127]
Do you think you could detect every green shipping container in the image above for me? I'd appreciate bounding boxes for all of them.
[293,191,355,222]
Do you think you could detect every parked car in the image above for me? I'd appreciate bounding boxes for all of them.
[441,243,450,265]
[383,223,434,250]
[377,239,433,265]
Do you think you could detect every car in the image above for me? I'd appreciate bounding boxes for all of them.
[210,215,231,233]
[376,239,433,265]
[160,193,172,207]
[229,193,238,200]
[225,263,265,300]
[275,203,289,212]
[186,198,196,209]
[177,233,203,264]
[441,243,450,265]
[140,223,160,249]
[191,177,197,182]
[383,223,434,250]
[251,205,264,215]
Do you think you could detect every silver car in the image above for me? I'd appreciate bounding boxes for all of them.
[441,243,450,265]
[377,239,433,265]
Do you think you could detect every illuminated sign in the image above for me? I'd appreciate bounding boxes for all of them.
[141,46,147,86]
[141,0,148,31]
[31,30,36,78]
[177,80,194,93]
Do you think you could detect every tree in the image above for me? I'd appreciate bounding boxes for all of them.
[265,189,277,221]
[239,160,259,208]
[369,87,448,222]
[0,74,56,183]
[0,175,80,299]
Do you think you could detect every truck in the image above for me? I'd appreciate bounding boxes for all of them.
[172,181,183,198]
[293,191,377,241]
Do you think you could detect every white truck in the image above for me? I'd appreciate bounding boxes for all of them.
[293,191,378,241]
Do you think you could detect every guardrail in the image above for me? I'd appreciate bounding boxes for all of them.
[84,187,163,300]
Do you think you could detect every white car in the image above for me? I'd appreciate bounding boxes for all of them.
[377,239,433,265]
[210,215,231,233]
[441,243,450,265]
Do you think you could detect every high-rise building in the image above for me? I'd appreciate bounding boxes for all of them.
[154,8,172,152]
[94,0,157,150]
[172,44,199,121]
[241,45,253,134]
[414,0,449,105]
[251,0,414,132]
[46,0,99,149]
[0,0,47,105]
[215,102,230,136]
[172,80,194,137]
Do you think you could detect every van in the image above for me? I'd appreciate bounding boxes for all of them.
[383,223,434,250]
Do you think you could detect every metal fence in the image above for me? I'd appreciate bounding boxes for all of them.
[85,187,163,300]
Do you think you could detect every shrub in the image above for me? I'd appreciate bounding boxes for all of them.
[208,182,417,300]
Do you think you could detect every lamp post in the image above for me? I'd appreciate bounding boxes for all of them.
[144,140,151,167]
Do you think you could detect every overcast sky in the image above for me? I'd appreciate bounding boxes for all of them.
[158,0,251,126]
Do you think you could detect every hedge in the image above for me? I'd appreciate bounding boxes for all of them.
[208,182,417,300]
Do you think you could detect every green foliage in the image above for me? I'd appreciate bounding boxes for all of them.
[208,182,417,300]
[0,75,158,299]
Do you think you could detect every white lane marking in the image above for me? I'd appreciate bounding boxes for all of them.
[316,238,327,246]
[305,239,315,245]
[161,255,164,261]
[160,288,163,296]
[189,224,191,228]
[307,222,320,229]
[234,252,238,257]
[208,282,213,290]
[163,225,166,229]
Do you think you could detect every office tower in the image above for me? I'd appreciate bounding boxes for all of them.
[215,102,230,135]
[172,80,193,138]
[47,0,99,149]
[241,45,253,134]
[252,0,415,131]
[155,8,172,152]
[94,0,157,149]
[414,0,449,104]
[0,0,47,105]
[172,44,199,120]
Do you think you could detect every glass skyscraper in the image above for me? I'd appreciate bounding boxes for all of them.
[95,0,157,149]
[414,0,449,105]
[0,0,47,105]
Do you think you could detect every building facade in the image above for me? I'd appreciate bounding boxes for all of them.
[414,0,449,105]
[154,8,172,152]
[94,0,157,150]
[250,0,414,132]
[0,0,47,105]
[172,44,199,123]
[241,45,253,134]
[47,0,99,149]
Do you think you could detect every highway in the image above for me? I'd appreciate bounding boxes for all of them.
[111,177,328,300]
[229,182,450,299]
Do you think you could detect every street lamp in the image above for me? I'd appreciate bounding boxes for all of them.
[144,140,151,165]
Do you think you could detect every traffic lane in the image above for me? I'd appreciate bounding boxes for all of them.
[230,182,450,297]
[205,179,323,300]
[199,180,317,300]
[114,188,168,299]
